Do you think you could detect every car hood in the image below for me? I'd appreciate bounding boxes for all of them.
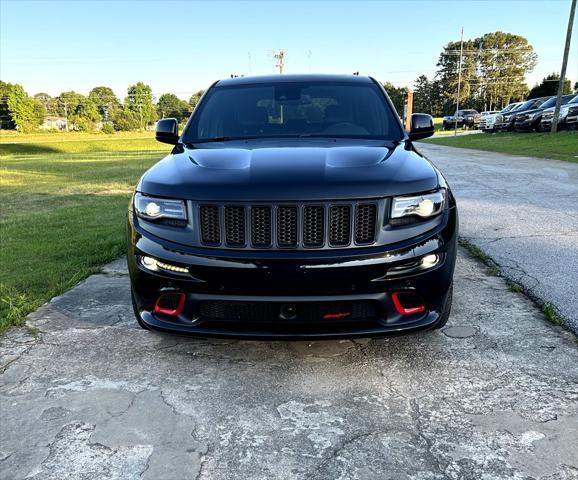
[138,140,438,201]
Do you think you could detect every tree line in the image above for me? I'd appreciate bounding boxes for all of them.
[2,30,576,131]
[0,81,205,133]
[412,31,574,116]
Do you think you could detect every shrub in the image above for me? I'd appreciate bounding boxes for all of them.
[101,122,115,134]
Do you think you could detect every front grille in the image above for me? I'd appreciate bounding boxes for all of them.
[198,201,378,250]
[198,300,378,322]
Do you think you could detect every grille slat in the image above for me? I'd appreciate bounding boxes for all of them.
[355,204,377,244]
[277,206,298,247]
[303,206,325,247]
[198,201,378,249]
[251,206,272,247]
[329,205,351,246]
[224,206,246,246]
[200,205,221,244]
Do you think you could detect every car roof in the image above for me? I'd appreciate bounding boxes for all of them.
[215,74,374,86]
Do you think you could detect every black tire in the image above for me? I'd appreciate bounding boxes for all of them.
[433,283,453,329]
[131,289,151,330]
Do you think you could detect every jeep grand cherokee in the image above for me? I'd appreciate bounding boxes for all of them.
[128,74,458,338]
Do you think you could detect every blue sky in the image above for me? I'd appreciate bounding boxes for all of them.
[1,0,576,99]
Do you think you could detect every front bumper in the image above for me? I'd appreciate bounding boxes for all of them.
[128,206,458,339]
[514,119,538,131]
[566,114,578,126]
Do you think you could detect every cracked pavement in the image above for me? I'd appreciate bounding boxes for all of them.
[1,249,577,479]
[417,143,578,334]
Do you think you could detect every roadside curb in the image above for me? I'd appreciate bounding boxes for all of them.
[458,237,574,336]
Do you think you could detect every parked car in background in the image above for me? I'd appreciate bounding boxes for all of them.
[540,95,578,131]
[514,95,570,132]
[442,109,481,130]
[480,103,523,132]
[496,97,549,131]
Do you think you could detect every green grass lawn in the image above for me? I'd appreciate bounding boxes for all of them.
[0,131,170,333]
[421,131,578,163]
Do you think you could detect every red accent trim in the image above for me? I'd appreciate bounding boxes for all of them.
[323,312,351,320]
[154,293,186,316]
[391,292,426,315]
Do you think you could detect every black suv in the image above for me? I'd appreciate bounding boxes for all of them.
[442,109,480,130]
[499,97,549,131]
[514,95,566,132]
[128,75,458,338]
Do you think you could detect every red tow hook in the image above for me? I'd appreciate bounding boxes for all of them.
[392,292,426,315]
[154,292,186,316]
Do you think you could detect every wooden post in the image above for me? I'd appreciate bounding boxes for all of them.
[404,90,414,129]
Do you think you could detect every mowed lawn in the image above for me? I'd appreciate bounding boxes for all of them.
[422,131,578,163]
[0,132,170,332]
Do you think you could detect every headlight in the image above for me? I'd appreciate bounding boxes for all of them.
[134,193,187,225]
[391,189,446,224]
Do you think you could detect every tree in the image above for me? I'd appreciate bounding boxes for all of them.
[111,108,141,131]
[54,91,101,130]
[0,81,16,129]
[157,93,190,121]
[474,32,535,109]
[34,93,58,116]
[528,73,572,99]
[88,86,121,121]
[574,81,578,93]
[125,82,157,129]
[412,76,445,117]
[6,84,45,131]
[381,82,408,116]
[413,75,433,115]
[435,38,478,113]
[434,31,536,113]
[188,90,205,110]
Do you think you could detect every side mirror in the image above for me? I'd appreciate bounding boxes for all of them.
[408,113,435,141]
[155,118,179,145]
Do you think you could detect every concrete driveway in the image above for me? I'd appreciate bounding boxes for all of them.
[1,250,577,480]
[417,143,578,334]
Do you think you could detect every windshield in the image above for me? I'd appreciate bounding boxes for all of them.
[184,81,403,142]
[517,99,539,111]
[501,103,517,113]
[539,96,573,109]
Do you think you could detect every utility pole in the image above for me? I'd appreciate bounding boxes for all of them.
[63,101,69,132]
[552,0,576,133]
[454,27,464,136]
[274,50,285,74]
